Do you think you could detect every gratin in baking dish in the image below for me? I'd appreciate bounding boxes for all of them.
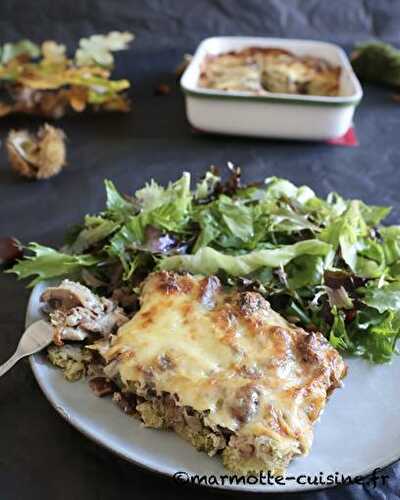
[181,37,363,140]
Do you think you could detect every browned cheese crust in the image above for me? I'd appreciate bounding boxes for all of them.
[96,271,346,474]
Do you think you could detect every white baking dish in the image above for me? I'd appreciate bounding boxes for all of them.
[181,37,363,140]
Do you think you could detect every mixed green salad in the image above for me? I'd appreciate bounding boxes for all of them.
[9,165,400,363]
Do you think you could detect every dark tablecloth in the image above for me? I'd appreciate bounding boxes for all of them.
[1,1,400,499]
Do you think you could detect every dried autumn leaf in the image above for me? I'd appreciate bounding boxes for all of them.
[41,41,67,64]
[6,124,66,180]
[0,32,133,118]
[0,102,12,117]
[154,83,171,96]
[75,31,134,67]
[99,95,130,112]
[37,90,69,118]
[68,86,88,112]
[1,40,40,64]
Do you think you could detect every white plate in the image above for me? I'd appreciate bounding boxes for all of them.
[27,281,400,493]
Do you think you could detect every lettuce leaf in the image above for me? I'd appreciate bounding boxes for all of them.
[218,196,253,242]
[265,206,320,234]
[359,202,391,226]
[360,282,400,313]
[104,180,136,221]
[194,171,220,200]
[160,240,331,276]
[355,239,386,278]
[286,255,324,289]
[7,243,100,286]
[351,308,400,363]
[329,308,353,351]
[107,216,143,270]
[135,172,192,233]
[320,200,367,271]
[68,216,119,253]
[264,177,316,204]
[193,194,254,251]
[380,226,400,278]
[192,210,220,252]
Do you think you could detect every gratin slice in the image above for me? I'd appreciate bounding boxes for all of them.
[199,47,341,96]
[98,271,346,475]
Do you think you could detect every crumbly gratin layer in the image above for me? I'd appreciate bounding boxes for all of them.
[47,343,299,475]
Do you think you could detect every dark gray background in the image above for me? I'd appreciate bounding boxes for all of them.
[1,1,400,499]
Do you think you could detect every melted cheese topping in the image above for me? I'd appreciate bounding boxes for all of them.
[199,47,341,97]
[103,272,346,457]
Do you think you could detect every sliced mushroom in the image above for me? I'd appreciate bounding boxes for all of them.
[41,279,129,344]
[89,377,116,397]
[78,306,128,334]
[231,383,261,424]
[41,279,104,313]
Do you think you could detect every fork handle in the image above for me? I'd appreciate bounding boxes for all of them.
[0,353,21,377]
